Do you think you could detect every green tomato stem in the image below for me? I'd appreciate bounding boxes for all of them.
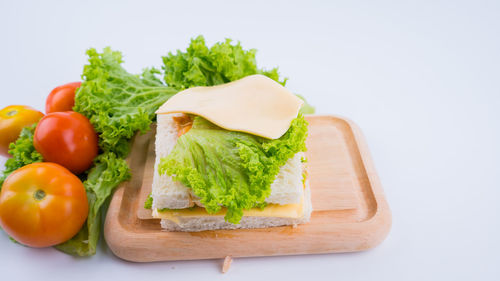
[33,189,46,201]
[6,110,18,116]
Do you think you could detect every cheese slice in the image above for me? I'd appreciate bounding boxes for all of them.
[156,74,303,139]
[152,196,304,224]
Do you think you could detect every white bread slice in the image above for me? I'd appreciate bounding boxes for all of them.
[151,114,194,209]
[152,114,305,210]
[267,152,304,204]
[158,180,312,232]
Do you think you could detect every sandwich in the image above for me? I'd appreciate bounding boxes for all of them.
[151,74,312,232]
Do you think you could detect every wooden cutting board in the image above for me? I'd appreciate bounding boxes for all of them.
[104,115,391,262]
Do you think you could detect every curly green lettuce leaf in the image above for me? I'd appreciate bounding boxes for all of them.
[144,193,153,209]
[0,124,43,188]
[158,115,308,224]
[296,94,316,115]
[162,35,286,89]
[55,152,130,256]
[74,47,178,157]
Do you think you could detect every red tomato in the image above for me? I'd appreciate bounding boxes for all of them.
[0,162,88,247]
[0,105,44,157]
[45,82,81,113]
[34,112,98,174]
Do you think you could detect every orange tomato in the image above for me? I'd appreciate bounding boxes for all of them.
[0,162,88,247]
[45,82,81,113]
[34,111,98,174]
[0,105,44,157]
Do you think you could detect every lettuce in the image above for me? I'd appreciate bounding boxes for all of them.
[0,125,43,188]
[144,193,153,209]
[163,35,286,90]
[74,47,178,157]
[297,94,316,115]
[158,115,308,224]
[55,152,129,256]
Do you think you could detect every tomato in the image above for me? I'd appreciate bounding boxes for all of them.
[0,105,44,157]
[0,162,88,247]
[45,82,81,113]
[34,112,98,174]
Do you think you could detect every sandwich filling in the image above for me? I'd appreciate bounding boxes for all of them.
[157,115,308,224]
[153,193,305,225]
[153,74,309,225]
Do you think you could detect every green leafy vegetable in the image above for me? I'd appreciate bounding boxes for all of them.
[158,115,308,224]
[74,47,178,157]
[55,152,130,256]
[144,193,191,212]
[0,125,43,188]
[144,193,153,209]
[296,94,316,114]
[163,35,286,90]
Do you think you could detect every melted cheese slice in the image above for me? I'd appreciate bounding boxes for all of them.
[156,74,303,139]
[153,197,304,224]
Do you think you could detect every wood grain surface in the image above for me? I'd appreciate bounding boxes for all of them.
[104,115,391,262]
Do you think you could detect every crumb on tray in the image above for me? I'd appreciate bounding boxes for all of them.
[222,256,233,273]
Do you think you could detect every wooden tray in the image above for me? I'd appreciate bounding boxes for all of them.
[104,115,391,262]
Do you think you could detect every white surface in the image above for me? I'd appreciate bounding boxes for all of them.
[0,0,499,280]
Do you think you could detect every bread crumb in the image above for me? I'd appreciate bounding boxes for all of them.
[222,256,233,273]
[292,223,298,229]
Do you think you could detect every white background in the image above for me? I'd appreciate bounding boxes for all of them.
[0,1,499,280]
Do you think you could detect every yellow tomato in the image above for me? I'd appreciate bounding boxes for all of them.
[0,105,44,157]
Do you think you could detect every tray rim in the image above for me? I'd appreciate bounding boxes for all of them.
[104,114,391,262]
